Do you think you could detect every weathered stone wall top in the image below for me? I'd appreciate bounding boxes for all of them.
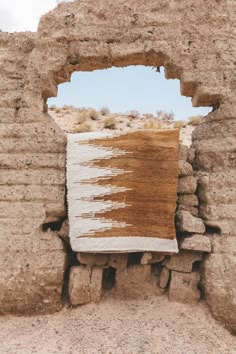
[34,0,235,108]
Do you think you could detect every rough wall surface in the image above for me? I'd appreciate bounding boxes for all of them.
[0,34,67,314]
[0,0,235,330]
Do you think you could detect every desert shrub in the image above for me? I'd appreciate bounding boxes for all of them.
[188,115,203,125]
[104,116,116,130]
[72,123,91,133]
[62,104,75,111]
[156,110,175,122]
[143,113,155,120]
[100,106,111,116]
[128,110,140,119]
[51,106,62,113]
[173,120,185,129]
[78,110,90,124]
[89,109,100,120]
[143,119,163,130]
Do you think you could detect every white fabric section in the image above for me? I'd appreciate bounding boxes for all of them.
[69,183,129,200]
[67,132,131,239]
[69,218,129,238]
[71,236,179,253]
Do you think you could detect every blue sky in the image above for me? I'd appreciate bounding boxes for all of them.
[48,66,211,120]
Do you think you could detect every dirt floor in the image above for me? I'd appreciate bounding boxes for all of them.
[0,296,235,354]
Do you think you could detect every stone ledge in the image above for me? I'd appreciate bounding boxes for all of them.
[141,252,165,265]
[176,210,206,234]
[178,176,197,194]
[180,234,211,253]
[178,204,199,217]
[178,160,193,177]
[69,266,103,306]
[178,194,198,206]
[77,253,109,267]
[164,251,202,273]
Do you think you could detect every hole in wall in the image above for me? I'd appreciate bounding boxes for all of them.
[192,260,201,272]
[127,252,143,267]
[42,220,65,232]
[205,224,221,235]
[46,65,212,248]
[61,238,79,304]
[48,66,211,141]
[103,267,117,290]
[45,64,216,302]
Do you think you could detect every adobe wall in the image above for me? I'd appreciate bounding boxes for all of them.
[0,0,235,332]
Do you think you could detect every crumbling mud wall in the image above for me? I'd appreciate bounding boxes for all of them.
[0,0,235,332]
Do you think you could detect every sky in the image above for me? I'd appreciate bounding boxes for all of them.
[0,0,211,120]
[49,67,211,120]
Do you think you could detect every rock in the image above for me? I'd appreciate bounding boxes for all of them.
[180,234,211,252]
[140,252,152,264]
[69,266,91,305]
[178,160,193,177]
[179,144,189,161]
[187,148,195,163]
[164,251,202,273]
[90,267,103,303]
[141,252,165,265]
[202,254,236,334]
[159,267,170,288]
[178,194,198,206]
[176,210,206,234]
[113,265,162,299]
[58,219,69,241]
[178,176,197,194]
[109,254,127,270]
[169,271,201,304]
[178,204,199,217]
[77,253,109,266]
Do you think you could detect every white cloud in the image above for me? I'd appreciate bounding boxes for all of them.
[0,0,57,32]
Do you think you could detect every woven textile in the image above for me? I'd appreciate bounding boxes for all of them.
[67,130,179,253]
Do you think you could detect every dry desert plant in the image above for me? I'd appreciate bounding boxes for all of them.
[128,110,140,119]
[156,110,175,122]
[143,119,163,130]
[100,106,111,116]
[78,110,90,124]
[53,107,61,113]
[143,113,155,120]
[173,120,186,129]
[62,104,75,111]
[188,115,203,125]
[72,123,91,133]
[89,109,100,120]
[104,116,116,130]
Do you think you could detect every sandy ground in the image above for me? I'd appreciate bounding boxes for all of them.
[0,297,235,354]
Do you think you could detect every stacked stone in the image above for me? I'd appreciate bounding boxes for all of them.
[164,144,211,304]
[68,144,212,306]
[69,252,168,305]
[69,253,122,305]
